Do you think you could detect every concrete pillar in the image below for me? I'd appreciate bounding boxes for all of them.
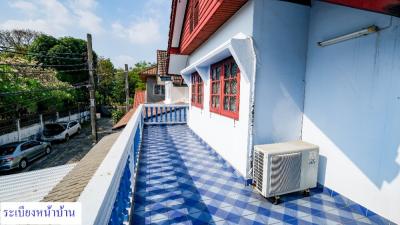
[16,119,21,141]
[39,114,44,131]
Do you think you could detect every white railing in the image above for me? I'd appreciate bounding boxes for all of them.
[143,103,189,124]
[78,105,143,225]
[78,103,189,225]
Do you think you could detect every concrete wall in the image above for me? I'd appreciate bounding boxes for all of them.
[0,111,89,145]
[302,2,400,223]
[165,81,189,104]
[252,0,310,145]
[187,1,254,177]
[146,77,165,103]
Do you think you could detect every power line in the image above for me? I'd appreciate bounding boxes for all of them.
[0,68,89,75]
[0,46,86,60]
[0,62,87,68]
[0,49,85,60]
[0,95,57,108]
[0,95,60,116]
[0,84,88,96]
[0,45,86,56]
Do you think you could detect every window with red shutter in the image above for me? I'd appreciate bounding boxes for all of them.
[210,57,240,120]
[191,72,203,108]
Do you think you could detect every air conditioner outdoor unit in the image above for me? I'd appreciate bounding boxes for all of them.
[253,141,319,202]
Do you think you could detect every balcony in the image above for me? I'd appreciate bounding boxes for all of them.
[79,104,391,225]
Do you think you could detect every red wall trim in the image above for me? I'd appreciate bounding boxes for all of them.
[179,0,248,55]
[324,0,400,17]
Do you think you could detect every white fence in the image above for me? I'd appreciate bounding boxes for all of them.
[0,111,89,145]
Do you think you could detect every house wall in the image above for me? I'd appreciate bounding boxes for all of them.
[302,2,400,223]
[187,1,254,176]
[165,81,189,104]
[146,77,165,103]
[251,0,310,146]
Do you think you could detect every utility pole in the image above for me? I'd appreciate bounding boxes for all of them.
[124,64,130,112]
[87,33,97,142]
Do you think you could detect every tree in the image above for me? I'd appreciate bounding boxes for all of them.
[130,61,151,91]
[0,56,75,118]
[96,57,115,105]
[108,61,149,105]
[0,29,41,52]
[28,35,97,84]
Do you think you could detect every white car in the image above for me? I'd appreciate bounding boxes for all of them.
[41,121,81,142]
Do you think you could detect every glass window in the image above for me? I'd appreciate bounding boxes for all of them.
[209,57,240,120]
[154,85,165,95]
[191,72,203,108]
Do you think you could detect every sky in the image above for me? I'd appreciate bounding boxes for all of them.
[0,0,171,68]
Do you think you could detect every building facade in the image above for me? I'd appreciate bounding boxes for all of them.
[167,0,400,223]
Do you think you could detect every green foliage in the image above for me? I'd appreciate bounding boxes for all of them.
[0,30,151,119]
[111,109,124,124]
[130,61,150,91]
[0,56,76,118]
[97,60,148,105]
[96,58,115,105]
[28,34,97,84]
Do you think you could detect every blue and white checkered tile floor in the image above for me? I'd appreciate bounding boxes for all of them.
[131,124,392,225]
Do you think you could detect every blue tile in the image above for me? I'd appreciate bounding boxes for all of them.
[132,125,391,225]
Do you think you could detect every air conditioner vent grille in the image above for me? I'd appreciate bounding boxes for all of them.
[269,152,301,195]
[253,150,264,192]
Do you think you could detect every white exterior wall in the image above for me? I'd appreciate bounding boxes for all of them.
[186,1,255,177]
[302,2,400,224]
[164,81,189,104]
[251,0,309,145]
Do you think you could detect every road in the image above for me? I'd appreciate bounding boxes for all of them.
[0,118,116,176]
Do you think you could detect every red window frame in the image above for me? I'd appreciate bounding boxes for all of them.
[209,57,240,120]
[191,72,203,108]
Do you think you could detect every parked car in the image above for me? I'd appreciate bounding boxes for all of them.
[41,121,81,142]
[0,141,51,171]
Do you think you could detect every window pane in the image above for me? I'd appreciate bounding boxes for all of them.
[224,80,230,94]
[212,96,220,108]
[212,68,216,80]
[216,66,221,80]
[230,97,237,112]
[231,79,237,94]
[224,64,230,78]
[224,96,229,110]
[212,82,220,94]
[191,91,195,103]
[154,85,159,95]
[231,62,238,77]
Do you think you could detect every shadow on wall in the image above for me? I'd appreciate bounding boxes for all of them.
[307,115,400,189]
[302,13,400,188]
